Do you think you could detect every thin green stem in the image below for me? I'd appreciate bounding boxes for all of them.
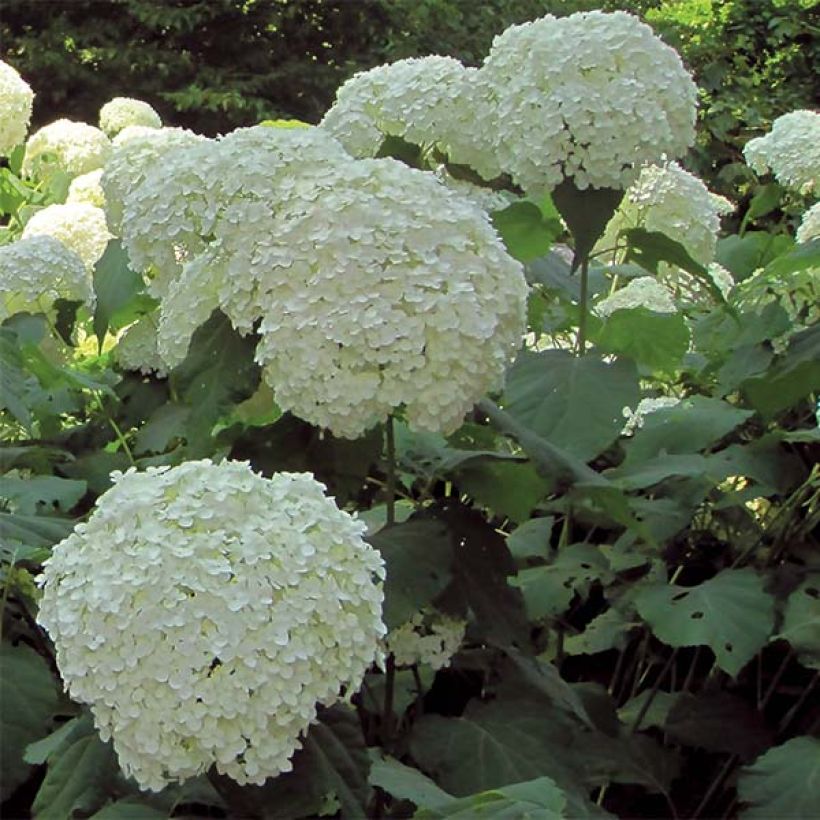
[382,654,397,748]
[385,416,396,526]
[630,648,678,733]
[777,669,819,735]
[577,254,590,356]
[690,754,737,820]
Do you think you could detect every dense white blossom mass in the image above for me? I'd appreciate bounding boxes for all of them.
[99,97,162,137]
[471,11,698,194]
[0,235,91,319]
[67,169,106,208]
[594,276,677,318]
[22,119,111,182]
[22,202,111,272]
[387,611,467,670]
[0,60,34,156]
[796,202,820,244]
[622,396,681,436]
[37,460,386,791]
[114,316,170,377]
[743,110,820,195]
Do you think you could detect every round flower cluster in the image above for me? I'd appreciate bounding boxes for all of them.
[22,202,111,272]
[594,276,677,318]
[0,235,91,320]
[22,119,111,182]
[99,97,162,137]
[67,169,106,208]
[36,460,386,792]
[622,396,681,436]
[600,162,733,267]
[320,56,470,158]
[386,611,467,671]
[0,60,34,156]
[472,11,698,194]
[114,317,170,377]
[743,110,820,195]
[101,125,207,235]
[796,202,820,244]
[251,158,528,438]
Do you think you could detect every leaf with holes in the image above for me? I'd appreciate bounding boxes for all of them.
[777,576,820,670]
[634,568,774,676]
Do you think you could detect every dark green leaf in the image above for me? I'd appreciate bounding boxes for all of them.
[368,754,453,810]
[760,237,820,278]
[551,180,623,262]
[564,608,635,656]
[777,577,820,670]
[0,475,87,514]
[0,511,74,549]
[492,201,561,262]
[53,299,83,346]
[506,517,553,562]
[90,798,169,819]
[716,232,794,281]
[741,182,783,228]
[93,240,151,345]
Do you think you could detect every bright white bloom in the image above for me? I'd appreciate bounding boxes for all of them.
[601,162,733,267]
[320,56,470,158]
[251,159,528,438]
[0,60,34,156]
[101,126,207,235]
[743,110,820,195]
[0,235,91,319]
[622,396,681,436]
[387,611,467,671]
[594,276,676,318]
[796,201,820,243]
[67,169,105,208]
[22,202,111,272]
[99,97,162,137]
[473,11,698,194]
[115,317,170,377]
[37,460,386,792]
[434,166,514,213]
[22,119,111,182]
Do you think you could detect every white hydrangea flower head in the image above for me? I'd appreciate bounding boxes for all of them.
[67,169,105,208]
[22,202,111,272]
[601,162,733,267]
[622,396,681,436]
[320,56,471,159]
[101,126,207,236]
[0,235,91,319]
[99,97,162,137]
[743,110,820,195]
[36,460,386,792]
[22,119,111,182]
[387,611,467,671]
[796,201,820,243]
[251,158,528,438]
[0,60,34,156]
[115,316,170,377]
[433,165,515,213]
[474,11,698,195]
[594,276,677,318]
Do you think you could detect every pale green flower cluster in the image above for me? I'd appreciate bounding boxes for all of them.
[387,611,467,671]
[37,460,386,792]
[594,276,677,318]
[320,56,472,159]
[796,202,820,243]
[22,119,111,182]
[622,396,681,436]
[99,97,162,137]
[602,162,733,267]
[0,60,34,156]
[0,235,91,320]
[22,202,111,272]
[114,125,527,438]
[114,317,170,377]
[67,169,106,208]
[470,11,697,194]
[743,110,820,196]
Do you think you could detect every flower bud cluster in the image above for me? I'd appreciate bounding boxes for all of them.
[99,97,162,138]
[0,60,34,156]
[386,611,467,671]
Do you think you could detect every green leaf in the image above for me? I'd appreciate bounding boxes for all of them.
[0,642,60,801]
[0,475,86,514]
[511,544,613,621]
[564,608,635,656]
[777,577,820,669]
[635,568,775,676]
[621,396,752,467]
[738,737,820,819]
[368,518,453,629]
[741,325,820,419]
[92,240,150,346]
[415,776,568,819]
[617,691,679,731]
[506,517,554,562]
[716,232,794,281]
[760,236,820,279]
[609,453,712,491]
[368,754,453,810]
[593,307,690,372]
[741,182,783,229]
[53,299,83,346]
[0,326,47,429]
[134,403,191,455]
[504,350,639,461]
[90,798,169,819]
[492,201,561,262]
[0,511,74,549]
[31,716,119,820]
[551,180,623,262]
[171,311,260,456]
